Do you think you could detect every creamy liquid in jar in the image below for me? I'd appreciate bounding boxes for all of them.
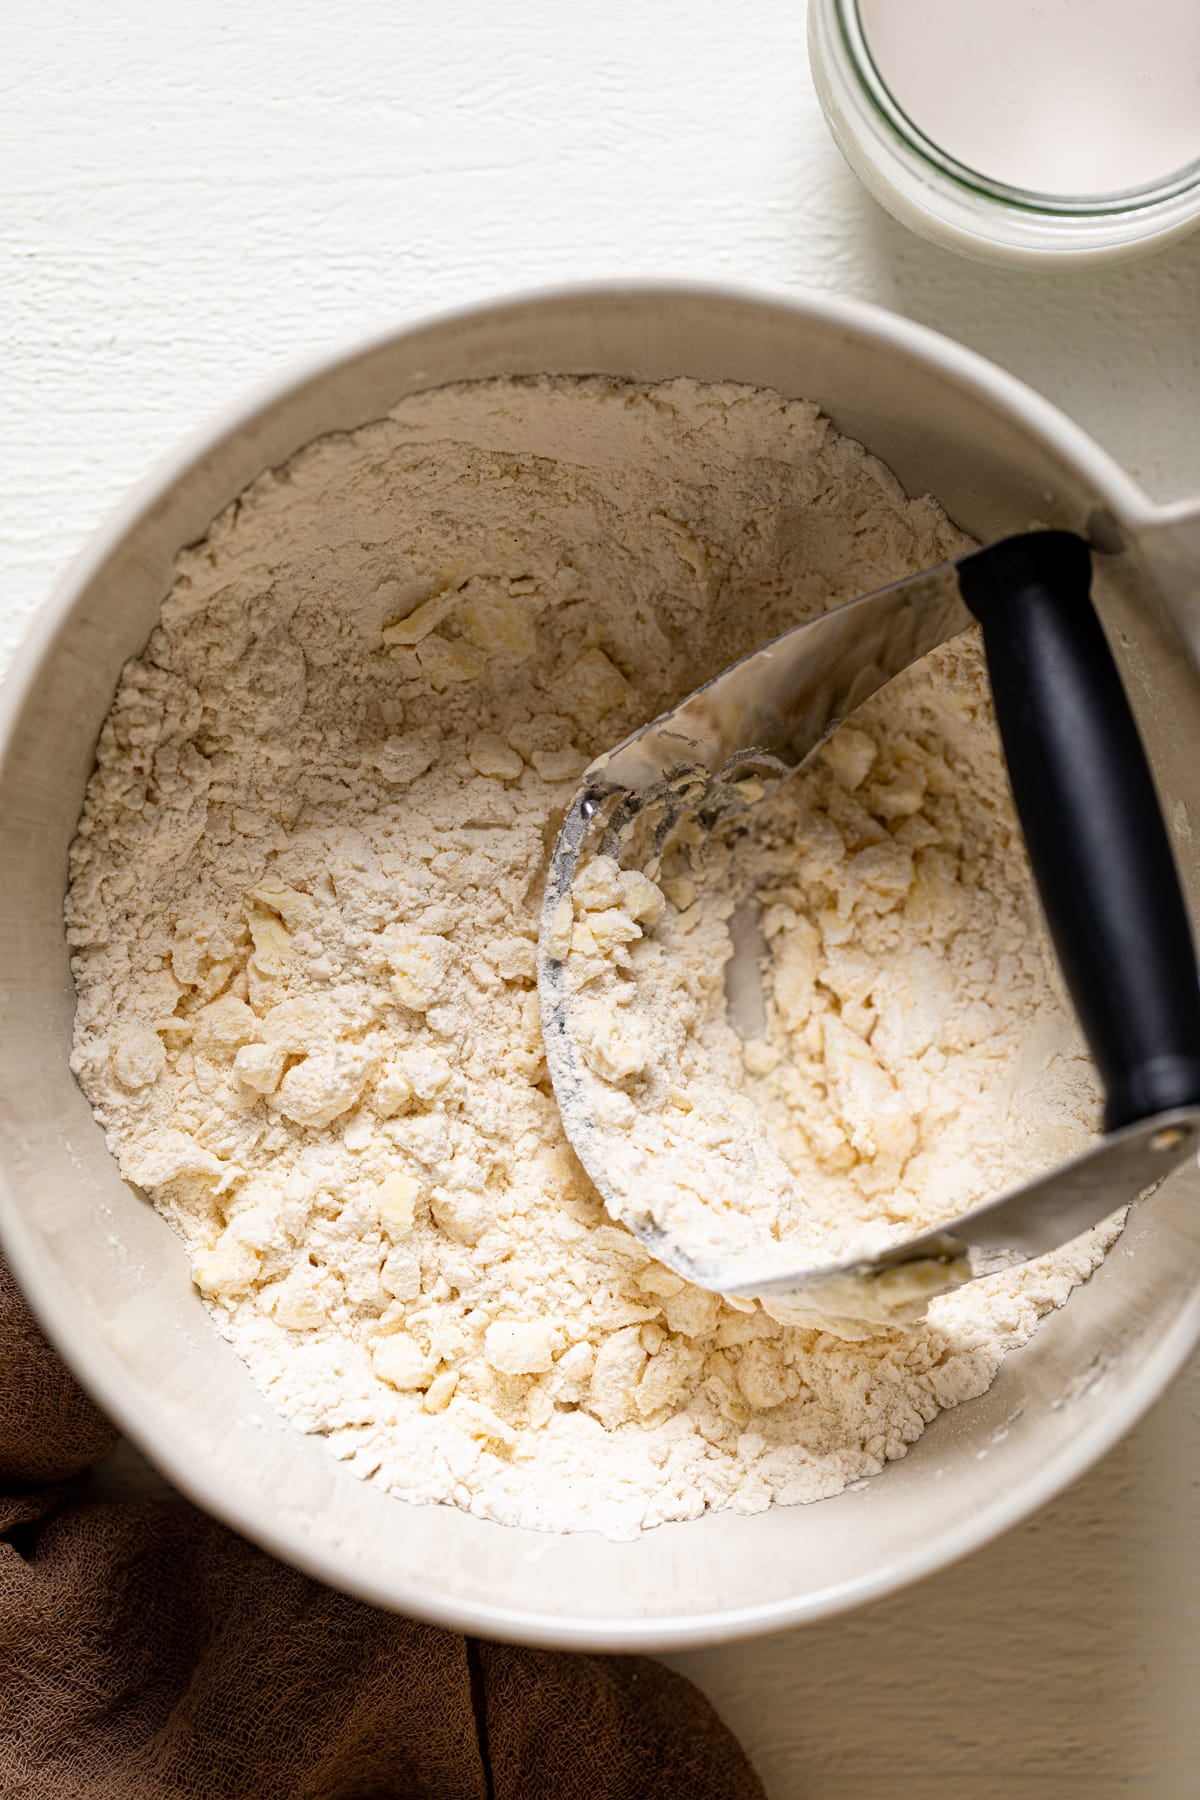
[857,0,1200,196]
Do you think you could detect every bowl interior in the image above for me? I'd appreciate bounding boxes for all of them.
[3,287,1199,1649]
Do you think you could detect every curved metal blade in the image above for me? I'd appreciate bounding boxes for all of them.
[538,549,1197,1312]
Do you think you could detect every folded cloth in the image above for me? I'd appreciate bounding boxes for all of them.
[0,1257,764,1799]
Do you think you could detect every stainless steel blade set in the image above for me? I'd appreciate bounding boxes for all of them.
[538,533,1200,1311]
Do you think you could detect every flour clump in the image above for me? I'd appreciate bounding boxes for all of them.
[67,376,1115,1538]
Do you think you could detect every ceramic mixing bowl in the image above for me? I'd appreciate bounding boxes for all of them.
[2,284,1199,1648]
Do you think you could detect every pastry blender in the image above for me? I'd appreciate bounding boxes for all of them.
[538,533,1200,1312]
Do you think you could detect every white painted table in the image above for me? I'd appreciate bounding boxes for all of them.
[5,5,1200,1794]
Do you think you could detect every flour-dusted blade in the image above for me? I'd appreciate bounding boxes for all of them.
[539,532,1200,1317]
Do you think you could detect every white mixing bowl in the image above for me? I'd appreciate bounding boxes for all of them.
[3,285,1200,1650]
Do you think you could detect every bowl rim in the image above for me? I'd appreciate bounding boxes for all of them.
[1,278,1194,1650]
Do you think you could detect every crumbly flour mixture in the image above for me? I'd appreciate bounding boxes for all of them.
[551,632,1104,1301]
[67,376,1116,1537]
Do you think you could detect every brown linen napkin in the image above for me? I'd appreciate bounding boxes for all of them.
[0,1257,764,1799]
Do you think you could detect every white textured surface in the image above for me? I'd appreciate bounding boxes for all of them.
[4,3,1200,1793]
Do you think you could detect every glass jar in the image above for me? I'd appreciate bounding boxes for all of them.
[808,0,1200,266]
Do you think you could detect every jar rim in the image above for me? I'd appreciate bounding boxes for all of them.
[835,0,1200,217]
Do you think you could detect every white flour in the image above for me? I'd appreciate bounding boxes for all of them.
[67,376,1117,1538]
